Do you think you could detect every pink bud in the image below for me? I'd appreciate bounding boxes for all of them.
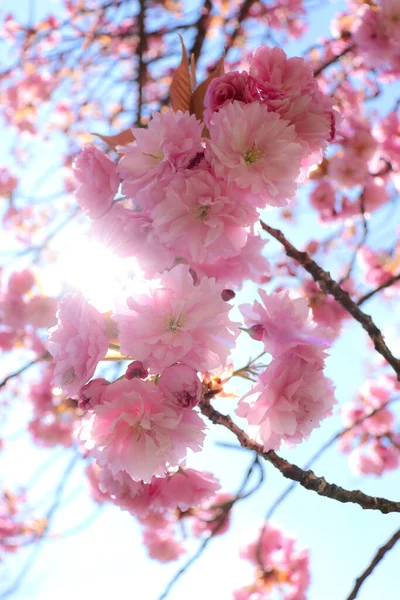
[78,378,109,410]
[221,289,235,301]
[248,324,264,341]
[126,361,148,380]
[158,364,201,409]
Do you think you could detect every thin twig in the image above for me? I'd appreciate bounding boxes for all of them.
[345,527,400,600]
[358,273,400,306]
[158,454,263,600]
[0,354,48,390]
[313,44,355,76]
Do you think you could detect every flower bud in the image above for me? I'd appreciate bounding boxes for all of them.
[248,324,264,341]
[78,378,109,410]
[221,289,235,301]
[126,361,148,380]
[159,364,201,409]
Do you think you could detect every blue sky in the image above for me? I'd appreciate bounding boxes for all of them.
[1,0,400,599]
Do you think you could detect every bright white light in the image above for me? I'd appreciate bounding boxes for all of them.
[53,237,142,312]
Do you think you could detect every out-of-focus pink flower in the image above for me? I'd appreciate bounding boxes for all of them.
[28,366,54,416]
[142,525,185,562]
[241,289,332,361]
[375,111,400,169]
[81,379,206,483]
[48,293,109,397]
[118,110,202,199]
[310,180,337,221]
[28,417,74,448]
[151,468,220,512]
[192,491,234,536]
[328,153,369,188]
[303,279,351,336]
[114,264,238,372]
[351,5,393,68]
[7,270,35,296]
[203,71,259,126]
[158,364,201,408]
[236,521,310,600]
[0,168,18,196]
[237,354,336,450]
[349,441,400,476]
[73,145,119,218]
[85,463,112,504]
[26,296,58,329]
[206,101,303,208]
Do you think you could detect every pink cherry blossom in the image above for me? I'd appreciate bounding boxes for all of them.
[7,270,35,296]
[206,101,303,208]
[73,145,119,218]
[192,491,234,536]
[193,234,270,290]
[158,364,201,408]
[78,378,110,410]
[152,169,257,264]
[240,289,332,360]
[310,180,337,221]
[249,45,335,154]
[203,71,259,126]
[91,204,174,275]
[118,110,203,199]
[237,354,336,451]
[48,293,109,397]
[151,468,221,512]
[328,152,369,188]
[25,296,58,328]
[142,525,185,562]
[81,379,206,483]
[114,264,238,372]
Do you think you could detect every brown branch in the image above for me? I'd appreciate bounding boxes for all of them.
[135,0,147,126]
[346,527,400,600]
[0,353,48,390]
[199,397,400,514]
[313,43,355,77]
[358,273,400,306]
[260,220,400,380]
[189,0,212,62]
[225,0,257,53]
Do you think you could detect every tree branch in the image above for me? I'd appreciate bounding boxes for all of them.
[199,397,400,514]
[260,220,400,380]
[345,527,400,600]
[357,273,400,306]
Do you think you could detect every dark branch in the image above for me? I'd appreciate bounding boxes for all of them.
[346,527,400,600]
[199,397,400,514]
[358,273,400,306]
[260,220,400,380]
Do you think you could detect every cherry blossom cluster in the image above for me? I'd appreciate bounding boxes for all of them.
[86,462,235,562]
[351,0,400,75]
[73,45,335,288]
[234,522,310,600]
[238,290,336,450]
[0,269,57,352]
[0,489,46,560]
[339,377,400,476]
[47,45,337,531]
[27,364,80,448]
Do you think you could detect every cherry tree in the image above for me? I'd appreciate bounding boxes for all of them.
[1,0,400,598]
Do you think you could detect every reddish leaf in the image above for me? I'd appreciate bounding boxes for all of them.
[170,35,192,112]
[93,128,135,149]
[190,55,225,122]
